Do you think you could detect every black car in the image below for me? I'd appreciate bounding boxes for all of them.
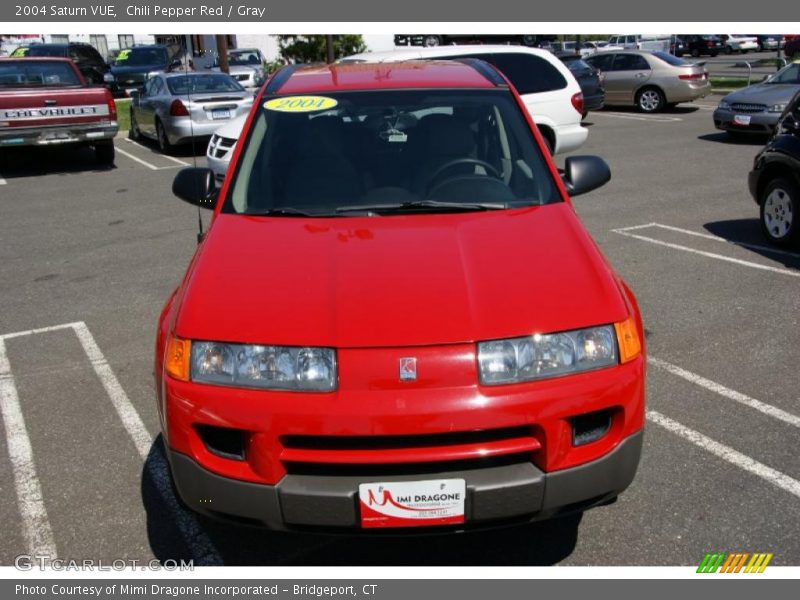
[109,45,182,96]
[393,34,546,47]
[673,35,722,58]
[748,91,800,247]
[786,36,800,60]
[558,55,605,117]
[24,42,109,85]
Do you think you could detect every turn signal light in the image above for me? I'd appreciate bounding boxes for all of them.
[614,317,642,364]
[165,336,191,381]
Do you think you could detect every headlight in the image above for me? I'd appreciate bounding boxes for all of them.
[768,103,787,113]
[191,342,337,391]
[718,100,730,110]
[103,72,115,83]
[478,325,618,385]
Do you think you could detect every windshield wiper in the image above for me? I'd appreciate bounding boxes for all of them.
[335,200,508,214]
[245,207,330,217]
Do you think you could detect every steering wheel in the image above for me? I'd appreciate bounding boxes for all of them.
[425,158,502,196]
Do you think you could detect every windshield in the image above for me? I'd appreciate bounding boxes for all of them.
[166,74,245,95]
[116,47,167,67]
[652,52,689,67]
[226,89,560,216]
[767,63,800,85]
[229,50,261,66]
[25,46,67,58]
[0,60,81,87]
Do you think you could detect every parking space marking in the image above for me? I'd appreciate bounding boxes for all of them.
[0,339,58,559]
[122,139,190,166]
[649,356,800,428]
[115,146,181,171]
[649,223,800,259]
[613,224,800,279]
[593,112,683,122]
[0,321,222,565]
[647,411,800,500]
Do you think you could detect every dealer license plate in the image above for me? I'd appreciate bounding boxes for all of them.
[733,114,752,126]
[358,479,466,528]
[211,108,231,120]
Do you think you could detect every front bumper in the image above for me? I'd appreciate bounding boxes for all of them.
[713,108,779,134]
[164,118,239,145]
[0,122,118,147]
[552,122,589,154]
[167,430,643,531]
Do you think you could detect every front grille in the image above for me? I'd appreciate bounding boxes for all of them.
[206,134,236,159]
[731,103,767,114]
[280,426,542,475]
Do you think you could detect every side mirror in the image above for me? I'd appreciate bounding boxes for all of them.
[562,155,611,197]
[172,168,217,209]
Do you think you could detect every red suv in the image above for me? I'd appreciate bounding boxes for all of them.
[157,60,645,531]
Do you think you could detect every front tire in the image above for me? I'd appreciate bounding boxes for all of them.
[760,177,799,247]
[128,109,141,141]
[636,87,665,113]
[423,35,441,47]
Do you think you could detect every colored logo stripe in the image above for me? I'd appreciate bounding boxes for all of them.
[697,552,773,573]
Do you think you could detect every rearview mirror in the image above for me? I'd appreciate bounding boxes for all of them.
[561,155,611,197]
[173,168,217,209]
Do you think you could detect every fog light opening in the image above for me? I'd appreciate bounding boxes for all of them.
[195,425,247,460]
[571,410,613,446]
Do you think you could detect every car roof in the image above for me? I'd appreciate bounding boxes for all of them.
[0,56,74,62]
[162,71,232,78]
[346,45,557,63]
[273,60,500,94]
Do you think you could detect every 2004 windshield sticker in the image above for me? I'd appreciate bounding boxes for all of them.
[264,96,338,113]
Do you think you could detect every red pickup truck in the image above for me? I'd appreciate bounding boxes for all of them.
[0,57,118,164]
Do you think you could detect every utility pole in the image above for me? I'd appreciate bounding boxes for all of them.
[216,35,229,73]
[326,35,335,64]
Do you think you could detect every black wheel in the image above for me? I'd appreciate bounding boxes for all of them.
[128,108,141,140]
[522,35,537,47]
[760,177,799,247]
[636,87,665,113]
[690,48,699,57]
[710,50,719,57]
[422,35,441,47]
[724,45,733,55]
[94,140,115,166]
[741,49,749,54]
[156,119,173,154]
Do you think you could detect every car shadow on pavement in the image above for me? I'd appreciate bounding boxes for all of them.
[142,437,581,566]
[704,218,800,268]
[0,145,115,178]
[697,132,768,146]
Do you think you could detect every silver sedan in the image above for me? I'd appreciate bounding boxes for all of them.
[128,72,254,153]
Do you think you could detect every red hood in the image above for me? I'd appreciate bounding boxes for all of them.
[174,204,628,348]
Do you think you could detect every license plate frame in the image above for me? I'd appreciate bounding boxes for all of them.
[733,114,752,126]
[358,479,466,529]
[211,108,231,120]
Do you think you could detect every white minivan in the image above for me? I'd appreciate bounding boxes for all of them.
[341,46,588,155]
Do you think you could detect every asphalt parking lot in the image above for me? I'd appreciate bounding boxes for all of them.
[0,96,798,567]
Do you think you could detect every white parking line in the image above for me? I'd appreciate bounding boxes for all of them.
[0,174,6,185]
[122,138,190,166]
[0,339,58,559]
[649,356,800,428]
[115,146,180,171]
[613,224,800,278]
[593,112,683,122]
[0,321,222,565]
[647,411,800,500]
[649,223,800,259]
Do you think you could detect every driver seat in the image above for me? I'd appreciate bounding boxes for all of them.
[411,115,478,196]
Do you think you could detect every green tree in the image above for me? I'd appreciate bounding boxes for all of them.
[276,35,367,64]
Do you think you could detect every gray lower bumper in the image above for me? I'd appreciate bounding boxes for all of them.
[167,431,643,532]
